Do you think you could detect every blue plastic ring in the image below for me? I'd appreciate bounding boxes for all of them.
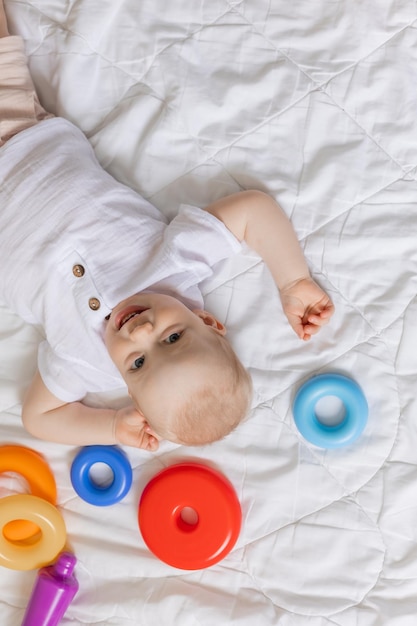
[70,445,132,506]
[292,373,368,449]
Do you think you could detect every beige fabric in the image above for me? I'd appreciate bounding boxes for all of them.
[0,36,53,146]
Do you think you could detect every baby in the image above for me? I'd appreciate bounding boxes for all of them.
[0,2,334,451]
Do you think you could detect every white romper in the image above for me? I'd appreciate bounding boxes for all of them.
[0,118,241,401]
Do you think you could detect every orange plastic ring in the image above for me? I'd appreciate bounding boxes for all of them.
[0,494,67,570]
[0,445,57,541]
[138,462,241,570]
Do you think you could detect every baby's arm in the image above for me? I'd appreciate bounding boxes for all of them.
[22,371,159,450]
[206,190,334,340]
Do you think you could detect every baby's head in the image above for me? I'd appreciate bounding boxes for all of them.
[104,292,252,445]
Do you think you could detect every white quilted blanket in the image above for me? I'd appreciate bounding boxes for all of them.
[1,0,417,624]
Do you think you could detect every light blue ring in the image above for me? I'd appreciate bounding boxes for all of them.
[292,373,368,449]
[70,445,132,506]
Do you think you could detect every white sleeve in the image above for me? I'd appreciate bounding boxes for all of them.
[37,340,90,403]
[162,204,242,288]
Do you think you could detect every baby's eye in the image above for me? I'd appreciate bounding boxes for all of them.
[165,332,182,344]
[131,356,145,370]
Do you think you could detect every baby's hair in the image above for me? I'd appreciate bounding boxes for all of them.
[165,334,252,446]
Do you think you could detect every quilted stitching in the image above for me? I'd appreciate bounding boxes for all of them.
[1,0,417,623]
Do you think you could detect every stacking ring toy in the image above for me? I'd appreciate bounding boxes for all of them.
[70,445,132,506]
[138,462,241,570]
[292,373,368,448]
[0,494,66,570]
[0,445,57,542]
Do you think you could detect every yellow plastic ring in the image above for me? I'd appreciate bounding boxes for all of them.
[0,445,57,541]
[0,494,66,570]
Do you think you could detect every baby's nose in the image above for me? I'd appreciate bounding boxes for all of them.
[130,320,153,337]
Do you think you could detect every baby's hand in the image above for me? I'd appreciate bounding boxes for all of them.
[114,405,160,451]
[280,277,334,341]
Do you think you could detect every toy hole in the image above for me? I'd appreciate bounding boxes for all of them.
[88,463,115,489]
[314,396,346,427]
[0,472,30,496]
[177,506,199,533]
[2,525,42,546]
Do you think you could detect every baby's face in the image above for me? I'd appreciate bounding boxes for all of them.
[104,293,226,438]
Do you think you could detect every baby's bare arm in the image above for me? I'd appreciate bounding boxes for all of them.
[206,190,310,289]
[22,371,159,450]
[205,190,334,339]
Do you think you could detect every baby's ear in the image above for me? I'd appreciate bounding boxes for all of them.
[193,309,227,335]
[144,423,162,441]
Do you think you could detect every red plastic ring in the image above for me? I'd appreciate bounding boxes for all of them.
[138,462,241,570]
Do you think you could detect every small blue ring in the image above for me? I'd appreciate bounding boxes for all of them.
[292,373,368,449]
[70,445,132,506]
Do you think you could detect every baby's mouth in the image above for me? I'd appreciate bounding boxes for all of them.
[115,306,149,330]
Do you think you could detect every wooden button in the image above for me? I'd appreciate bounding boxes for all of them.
[88,298,101,311]
[72,264,85,278]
